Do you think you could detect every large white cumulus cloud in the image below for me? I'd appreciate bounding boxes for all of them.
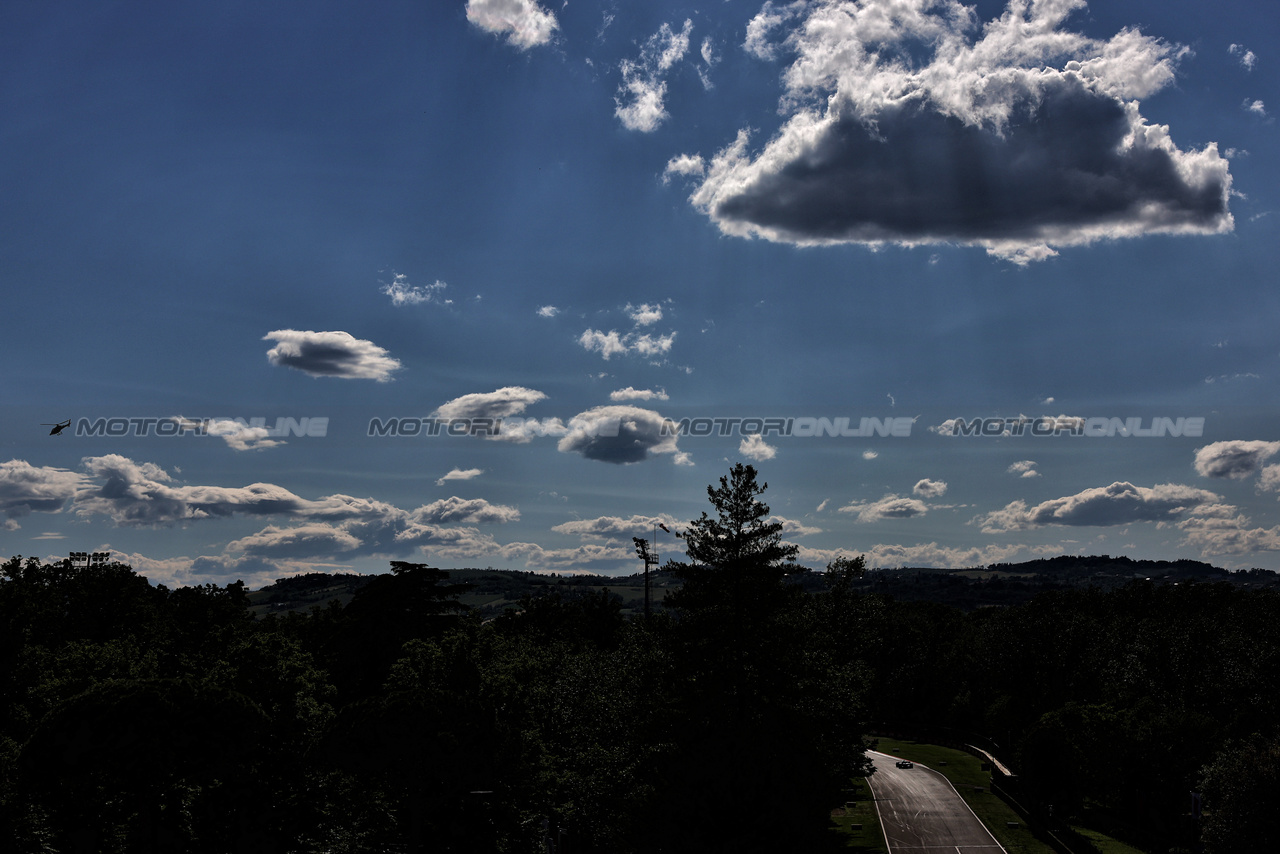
[682,0,1232,262]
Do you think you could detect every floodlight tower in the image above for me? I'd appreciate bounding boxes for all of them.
[633,536,657,622]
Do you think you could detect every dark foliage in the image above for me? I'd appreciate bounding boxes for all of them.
[3,469,1279,852]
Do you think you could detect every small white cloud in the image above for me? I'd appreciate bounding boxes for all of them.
[1245,99,1267,116]
[740,433,777,461]
[913,478,947,498]
[579,329,630,360]
[1230,44,1258,71]
[626,303,664,326]
[579,329,676,361]
[632,332,676,358]
[1008,460,1040,478]
[537,305,560,318]
[862,450,878,460]
[1194,440,1280,479]
[616,20,693,132]
[432,387,547,420]
[263,330,401,381]
[202,418,285,452]
[840,494,928,523]
[381,273,448,306]
[466,0,558,50]
[663,153,706,184]
[773,516,821,537]
[610,387,669,402]
[436,468,484,487]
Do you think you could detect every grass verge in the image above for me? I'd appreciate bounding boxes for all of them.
[829,778,888,852]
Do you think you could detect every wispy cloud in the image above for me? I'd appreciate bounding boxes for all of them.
[1229,43,1258,71]
[616,20,693,132]
[1008,460,1041,478]
[437,468,484,487]
[579,329,677,360]
[610,387,669,402]
[381,272,450,306]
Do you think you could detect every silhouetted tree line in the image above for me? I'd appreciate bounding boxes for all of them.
[0,466,870,853]
[2,465,1277,852]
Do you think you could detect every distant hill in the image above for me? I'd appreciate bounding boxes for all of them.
[247,567,683,620]
[246,556,1280,617]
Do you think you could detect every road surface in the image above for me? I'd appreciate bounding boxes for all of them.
[865,750,1007,854]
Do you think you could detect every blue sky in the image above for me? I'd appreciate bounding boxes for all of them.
[3,0,1279,587]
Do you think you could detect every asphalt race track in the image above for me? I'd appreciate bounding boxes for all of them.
[865,751,1007,854]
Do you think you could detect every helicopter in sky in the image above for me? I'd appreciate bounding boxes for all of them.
[42,420,71,436]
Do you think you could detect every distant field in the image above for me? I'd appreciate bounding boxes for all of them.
[245,568,676,620]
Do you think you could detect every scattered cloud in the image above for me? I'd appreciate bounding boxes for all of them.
[201,418,284,452]
[0,460,85,520]
[698,37,719,89]
[663,153,706,184]
[411,496,520,525]
[551,514,678,538]
[616,19,693,132]
[681,0,1232,263]
[437,468,484,487]
[579,329,677,360]
[610,387,669,402]
[432,386,547,421]
[557,405,683,464]
[977,481,1220,533]
[773,515,822,537]
[1229,43,1257,71]
[740,433,778,461]
[913,478,947,498]
[537,305,560,318]
[1244,99,1267,117]
[626,302,664,326]
[1008,460,1041,478]
[263,330,401,381]
[862,450,878,460]
[1193,440,1280,479]
[381,272,449,307]
[432,387,557,444]
[1178,504,1280,556]
[500,540,635,569]
[466,0,558,50]
[840,494,928,523]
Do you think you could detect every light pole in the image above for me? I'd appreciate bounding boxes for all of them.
[632,536,657,622]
